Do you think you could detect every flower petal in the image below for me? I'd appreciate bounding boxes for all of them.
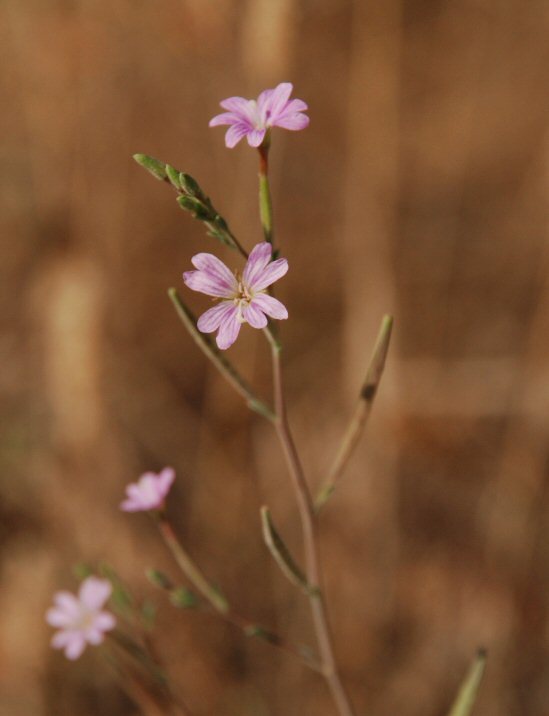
[46,608,76,628]
[51,630,76,649]
[85,628,105,645]
[64,633,87,660]
[243,302,268,329]
[209,112,239,127]
[157,467,175,494]
[95,611,117,632]
[279,98,308,115]
[248,258,288,292]
[246,128,266,147]
[219,96,251,114]
[184,253,237,297]
[197,301,236,333]
[225,123,251,148]
[215,305,242,350]
[250,294,288,320]
[52,592,80,619]
[243,242,273,287]
[264,82,293,121]
[120,497,141,512]
[257,88,274,113]
[272,113,310,131]
[191,253,236,289]
[79,577,112,611]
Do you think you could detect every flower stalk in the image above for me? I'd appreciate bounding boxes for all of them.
[155,514,229,614]
[258,138,274,245]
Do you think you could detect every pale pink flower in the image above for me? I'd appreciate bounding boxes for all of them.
[120,467,175,512]
[183,242,288,350]
[209,82,309,148]
[46,577,116,660]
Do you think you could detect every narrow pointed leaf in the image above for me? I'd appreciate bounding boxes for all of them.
[447,649,487,716]
[316,314,393,510]
[260,507,318,596]
[146,569,174,590]
[168,289,274,420]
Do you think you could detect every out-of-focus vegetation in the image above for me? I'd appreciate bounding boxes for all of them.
[1,1,549,714]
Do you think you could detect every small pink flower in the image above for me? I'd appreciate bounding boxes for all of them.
[183,242,289,350]
[46,577,116,660]
[209,82,309,148]
[120,467,175,512]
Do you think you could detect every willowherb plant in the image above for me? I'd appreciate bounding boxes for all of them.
[46,82,486,716]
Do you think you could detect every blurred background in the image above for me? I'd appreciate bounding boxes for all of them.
[2,1,549,714]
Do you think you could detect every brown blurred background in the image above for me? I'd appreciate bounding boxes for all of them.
[2,1,549,714]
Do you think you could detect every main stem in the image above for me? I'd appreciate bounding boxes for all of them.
[267,335,356,716]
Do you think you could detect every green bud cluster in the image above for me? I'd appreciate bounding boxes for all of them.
[133,153,237,250]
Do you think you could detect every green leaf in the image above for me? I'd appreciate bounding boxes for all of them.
[141,599,157,629]
[133,153,167,181]
[98,562,134,615]
[146,569,173,590]
[72,562,94,580]
[447,649,487,716]
[169,586,198,609]
[260,506,318,596]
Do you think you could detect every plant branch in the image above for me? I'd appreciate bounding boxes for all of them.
[155,514,321,673]
[133,153,249,259]
[156,515,229,613]
[264,329,356,716]
[316,314,393,510]
[168,289,275,421]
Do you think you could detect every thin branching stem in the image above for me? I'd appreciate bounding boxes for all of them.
[264,329,356,716]
[168,289,275,421]
[156,514,322,673]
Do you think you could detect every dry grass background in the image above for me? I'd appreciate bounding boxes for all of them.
[1,0,549,714]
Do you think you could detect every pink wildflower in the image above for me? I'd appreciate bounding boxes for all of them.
[120,467,175,512]
[46,577,115,660]
[209,82,309,148]
[183,242,288,350]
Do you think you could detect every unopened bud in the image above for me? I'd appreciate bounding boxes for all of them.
[146,569,173,590]
[133,153,168,181]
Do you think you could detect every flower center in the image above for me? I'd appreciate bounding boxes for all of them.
[233,278,254,322]
[76,609,95,631]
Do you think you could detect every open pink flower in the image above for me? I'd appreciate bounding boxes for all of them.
[183,242,288,350]
[209,82,309,148]
[46,577,116,660]
[120,467,175,512]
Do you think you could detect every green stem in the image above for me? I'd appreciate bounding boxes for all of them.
[258,140,274,246]
[264,330,357,716]
[155,514,322,672]
[157,516,229,614]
